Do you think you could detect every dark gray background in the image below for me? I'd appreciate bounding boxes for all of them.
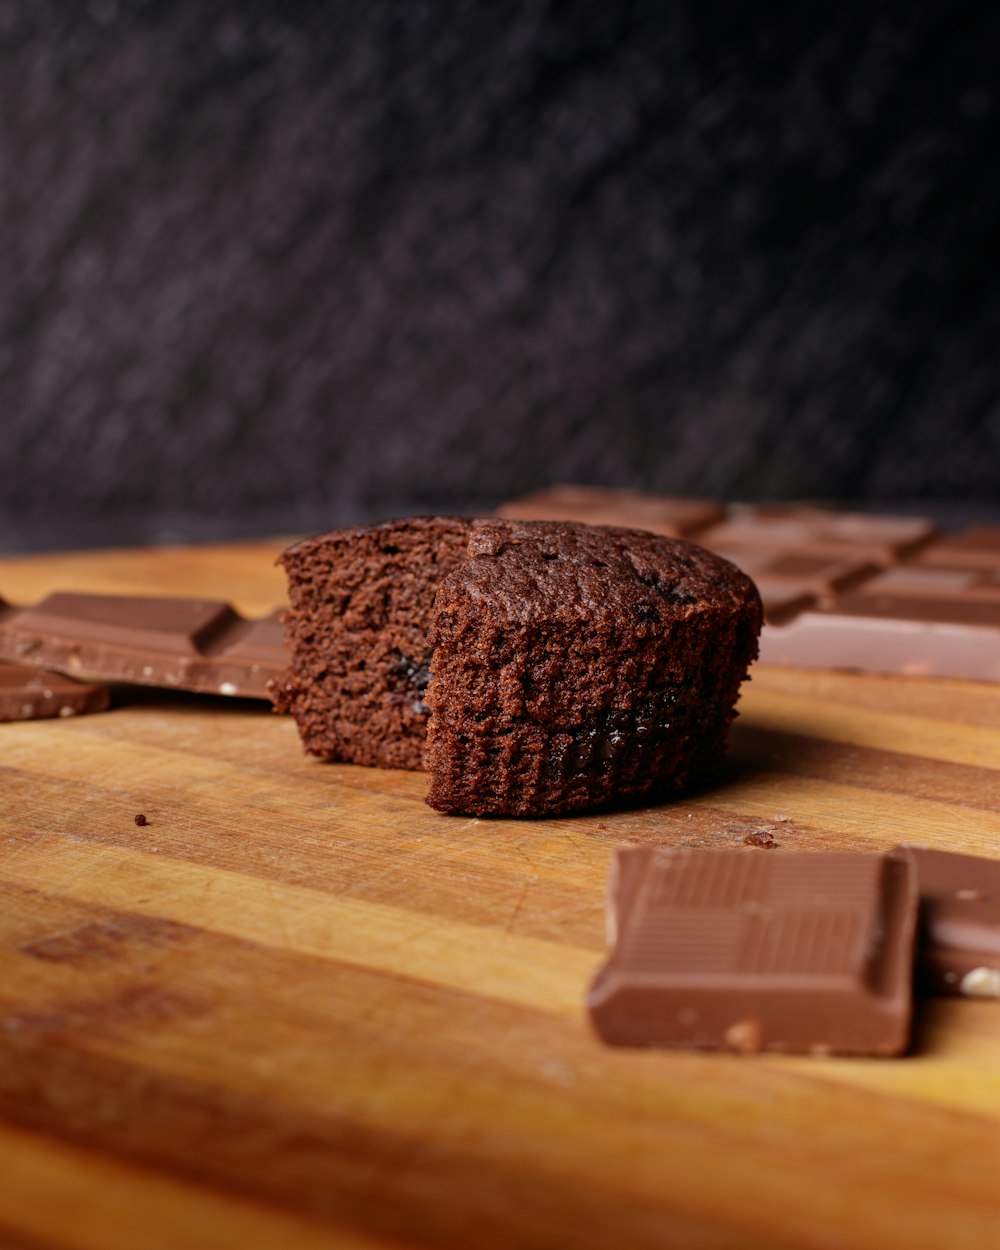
[3,0,998,552]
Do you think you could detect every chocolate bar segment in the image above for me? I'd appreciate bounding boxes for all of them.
[913,525,1000,571]
[709,548,878,622]
[902,846,1000,997]
[697,505,937,564]
[855,565,1000,604]
[588,847,917,1055]
[496,485,723,537]
[758,593,1000,680]
[0,662,109,721]
[709,548,878,594]
[0,593,286,699]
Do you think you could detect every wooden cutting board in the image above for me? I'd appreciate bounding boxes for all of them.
[1,540,999,1250]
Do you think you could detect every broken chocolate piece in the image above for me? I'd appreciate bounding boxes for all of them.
[588,847,917,1055]
[0,593,286,700]
[901,846,1000,997]
[0,662,109,721]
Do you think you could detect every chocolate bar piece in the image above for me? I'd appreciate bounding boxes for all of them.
[0,593,286,700]
[0,662,109,721]
[708,548,877,622]
[757,593,1000,680]
[697,505,936,564]
[709,548,878,595]
[855,565,1000,604]
[902,846,1000,997]
[913,525,1000,571]
[496,485,723,537]
[749,585,819,626]
[588,847,917,1055]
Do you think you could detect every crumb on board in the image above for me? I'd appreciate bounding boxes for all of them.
[134,813,148,827]
[743,828,776,849]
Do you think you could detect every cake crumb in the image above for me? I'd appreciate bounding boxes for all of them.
[743,829,776,849]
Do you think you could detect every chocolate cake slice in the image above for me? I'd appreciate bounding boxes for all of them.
[273,517,471,769]
[276,517,761,816]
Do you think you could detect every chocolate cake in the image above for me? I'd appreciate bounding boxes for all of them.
[275,517,762,816]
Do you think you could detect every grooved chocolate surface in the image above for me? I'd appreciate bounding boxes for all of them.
[903,846,1000,998]
[0,662,108,721]
[588,847,918,1055]
[0,593,285,699]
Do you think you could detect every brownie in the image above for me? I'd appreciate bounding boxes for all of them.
[277,517,762,816]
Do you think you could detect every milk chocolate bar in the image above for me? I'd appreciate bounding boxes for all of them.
[903,846,1000,997]
[0,662,109,721]
[496,485,723,537]
[588,847,917,1055]
[0,593,286,699]
[757,593,1000,681]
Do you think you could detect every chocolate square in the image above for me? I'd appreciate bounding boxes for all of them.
[588,848,918,1055]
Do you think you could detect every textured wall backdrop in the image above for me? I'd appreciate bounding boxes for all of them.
[2,0,999,550]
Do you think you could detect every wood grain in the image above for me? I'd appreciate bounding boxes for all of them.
[1,542,999,1249]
